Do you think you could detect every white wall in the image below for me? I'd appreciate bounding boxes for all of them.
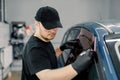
[0,22,10,48]
[5,0,110,48]
[109,0,120,19]
[6,0,110,26]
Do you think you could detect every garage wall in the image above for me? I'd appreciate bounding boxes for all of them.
[5,0,110,47]
[6,0,110,26]
[109,0,120,19]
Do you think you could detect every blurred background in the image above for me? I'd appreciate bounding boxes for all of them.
[0,0,120,80]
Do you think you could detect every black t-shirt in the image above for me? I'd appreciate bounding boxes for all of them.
[21,35,58,80]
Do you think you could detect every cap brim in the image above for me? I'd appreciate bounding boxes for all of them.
[42,21,62,30]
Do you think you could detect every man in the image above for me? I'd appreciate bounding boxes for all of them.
[21,6,94,80]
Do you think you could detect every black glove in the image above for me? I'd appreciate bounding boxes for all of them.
[71,49,95,73]
[60,39,82,51]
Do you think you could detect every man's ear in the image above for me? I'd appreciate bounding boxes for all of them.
[35,21,40,27]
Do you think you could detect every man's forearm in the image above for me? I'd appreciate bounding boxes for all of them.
[36,64,77,80]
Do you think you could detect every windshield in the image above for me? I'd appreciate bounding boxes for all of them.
[105,34,120,79]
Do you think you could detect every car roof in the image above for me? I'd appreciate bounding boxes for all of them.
[96,19,120,34]
[73,20,120,37]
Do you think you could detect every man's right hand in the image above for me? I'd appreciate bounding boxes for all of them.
[71,49,96,73]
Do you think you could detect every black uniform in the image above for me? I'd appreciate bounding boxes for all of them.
[21,35,58,80]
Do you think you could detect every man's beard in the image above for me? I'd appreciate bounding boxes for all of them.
[41,35,54,41]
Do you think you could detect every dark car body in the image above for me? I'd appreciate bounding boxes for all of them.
[58,20,120,80]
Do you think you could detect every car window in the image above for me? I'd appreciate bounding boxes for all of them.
[105,34,120,79]
[78,28,95,50]
[58,28,81,67]
[61,28,81,63]
[62,28,80,44]
[66,29,79,41]
[61,28,80,45]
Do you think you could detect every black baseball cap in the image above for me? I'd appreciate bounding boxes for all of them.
[35,6,63,29]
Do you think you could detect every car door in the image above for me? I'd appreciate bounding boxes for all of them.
[105,34,120,80]
[58,27,107,80]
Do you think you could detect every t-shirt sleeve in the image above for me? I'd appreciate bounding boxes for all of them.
[27,47,51,75]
